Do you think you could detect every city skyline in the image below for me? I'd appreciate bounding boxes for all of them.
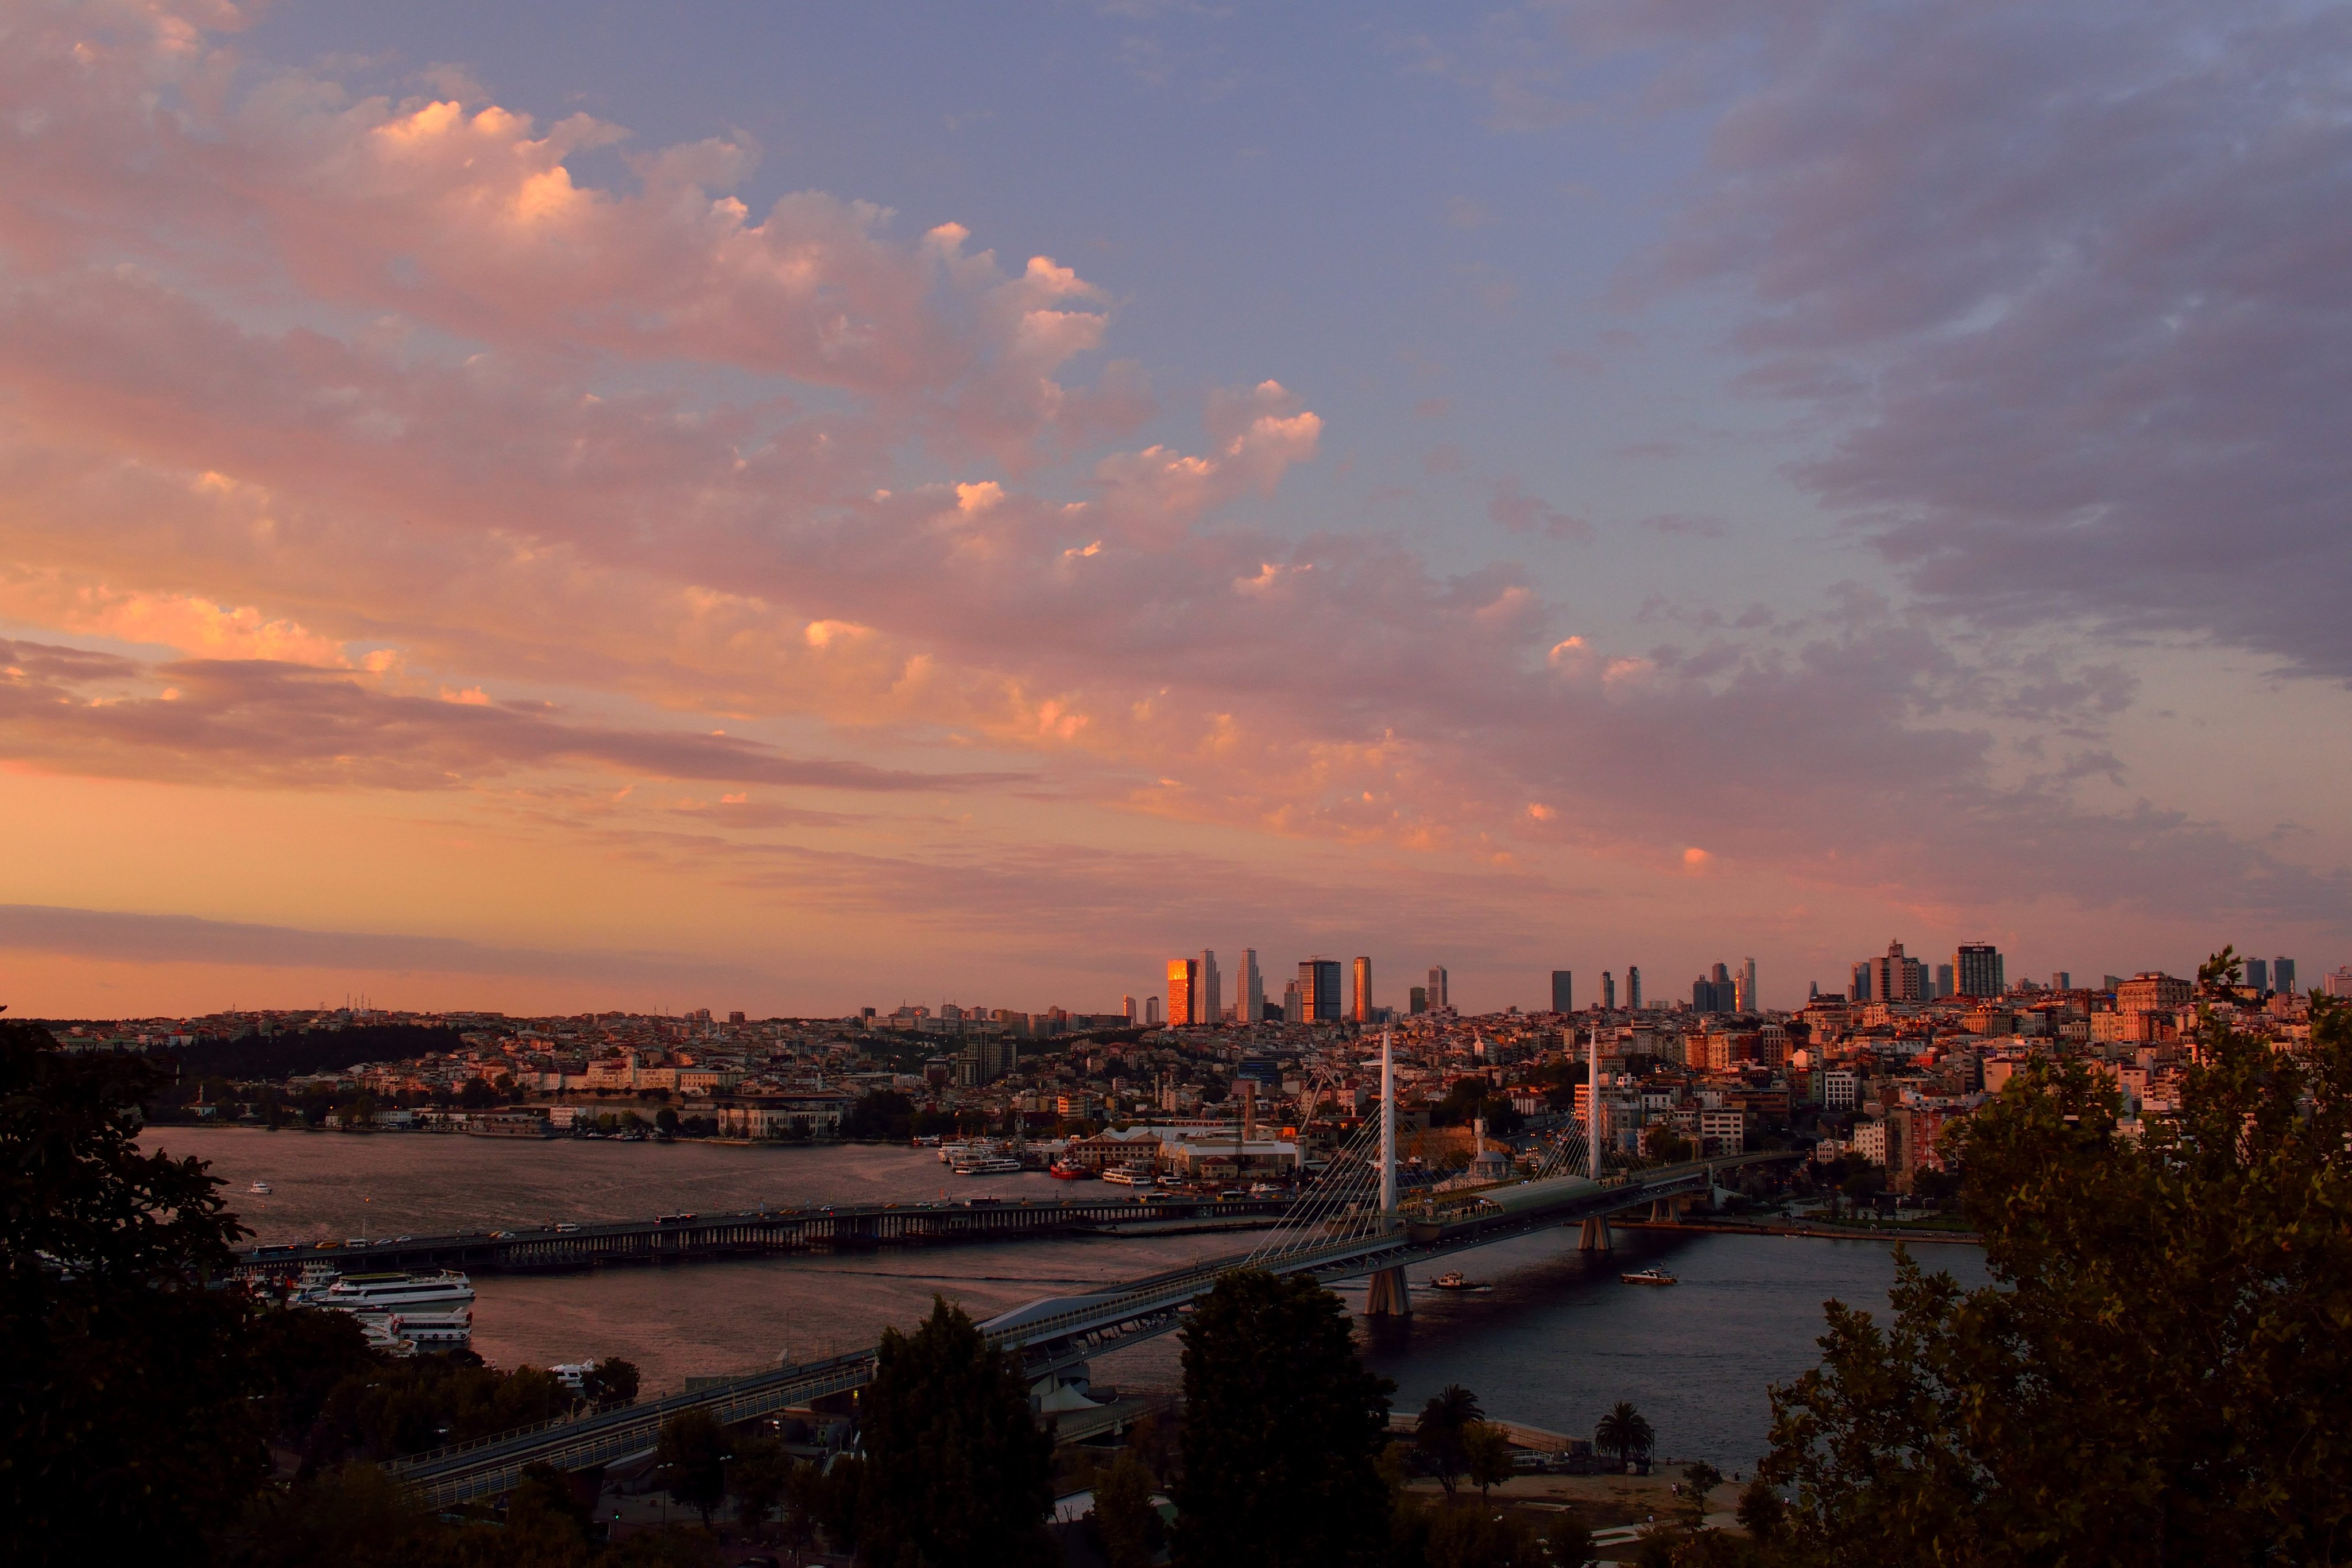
[3,2,2349,1018]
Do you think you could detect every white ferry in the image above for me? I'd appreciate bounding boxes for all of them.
[305,1270,477,1313]
[953,1154,1023,1176]
[1100,1167,1146,1186]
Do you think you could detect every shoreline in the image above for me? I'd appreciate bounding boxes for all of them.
[1616,1218,1982,1246]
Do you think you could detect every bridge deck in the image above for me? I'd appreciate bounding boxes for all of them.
[390,1152,1793,1505]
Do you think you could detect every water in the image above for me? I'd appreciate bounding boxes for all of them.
[150,1126,1989,1469]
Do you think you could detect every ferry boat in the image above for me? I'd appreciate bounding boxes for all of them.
[1430,1271,1490,1293]
[1047,1160,1093,1180]
[1620,1268,1678,1287]
[368,1307,473,1346]
[304,1270,477,1313]
[247,1180,273,1195]
[1099,1166,1147,1186]
[953,1154,1023,1176]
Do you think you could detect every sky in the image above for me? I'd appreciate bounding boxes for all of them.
[3,0,2349,1020]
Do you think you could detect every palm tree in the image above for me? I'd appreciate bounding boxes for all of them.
[1415,1384,1484,1497]
[1594,1401,1654,1472]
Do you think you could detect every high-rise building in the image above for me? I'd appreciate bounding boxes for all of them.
[1851,961,1871,1003]
[1601,971,1615,1011]
[2274,957,2297,995]
[1352,956,1373,1023]
[1550,970,1573,1013]
[2051,970,2072,993]
[1282,979,1302,1024]
[1693,973,1724,1013]
[1300,959,1342,1022]
[1410,985,1429,1014]
[1742,958,1757,1012]
[1627,966,1643,1010]
[1166,959,1197,1026]
[1145,995,1162,1027]
[2243,958,2267,992]
[1198,950,1221,1029]
[1869,941,1928,1005]
[1935,963,1955,1000]
[1122,995,1137,1024]
[1428,966,1449,1012]
[1240,948,1264,1025]
[1955,943,2003,999]
[2323,967,2352,999]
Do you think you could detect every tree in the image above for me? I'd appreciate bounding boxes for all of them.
[1734,1477,1785,1543]
[1416,1384,1486,1497]
[654,1409,732,1528]
[1464,1420,1515,1498]
[1680,1460,1723,1530]
[582,1355,641,1407]
[1544,1506,1595,1567]
[726,1432,794,1536]
[1593,1401,1654,1471]
[2,1017,270,1566]
[1089,1450,1163,1568]
[1424,1505,1546,1568]
[1174,1268,1394,1567]
[654,1106,680,1138]
[1761,967,2352,1564]
[857,1295,1056,1568]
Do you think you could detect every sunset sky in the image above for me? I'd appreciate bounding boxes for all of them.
[5,0,2348,1019]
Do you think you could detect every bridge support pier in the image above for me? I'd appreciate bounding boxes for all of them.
[1364,1265,1411,1317]
[1578,1217,1614,1253]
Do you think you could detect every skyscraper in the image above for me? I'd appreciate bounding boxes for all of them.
[1146,996,1162,1026]
[2274,957,2296,995]
[1627,966,1643,1009]
[1282,979,1302,1024]
[1550,970,1573,1013]
[1240,948,1264,1024]
[1300,958,1342,1022]
[1122,995,1137,1024]
[1850,961,1871,1003]
[1874,941,1928,1004]
[1935,963,1955,1000]
[1410,985,1429,1014]
[1198,950,1221,1029]
[1601,971,1615,1010]
[1955,943,2003,999]
[1742,958,1758,1012]
[1166,958,1197,1026]
[1352,956,1373,1023]
[1428,966,1449,1012]
[2244,958,2267,991]
[2051,970,2073,993]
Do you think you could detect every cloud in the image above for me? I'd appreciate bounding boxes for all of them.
[0,903,773,988]
[0,638,1019,793]
[1618,0,2352,678]
[1488,478,1592,542]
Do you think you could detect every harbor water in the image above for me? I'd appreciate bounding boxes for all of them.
[151,1126,1989,1470]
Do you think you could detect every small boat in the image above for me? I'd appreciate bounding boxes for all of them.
[247,1181,273,1195]
[1430,1271,1490,1292]
[1620,1268,1678,1286]
[1047,1161,1092,1180]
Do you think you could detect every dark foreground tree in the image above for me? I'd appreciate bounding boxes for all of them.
[1,1017,266,1565]
[1594,1401,1653,1471]
[1415,1383,1484,1496]
[1173,1268,1394,1567]
[1088,1450,1163,1568]
[858,1295,1056,1568]
[653,1410,732,1528]
[1761,966,2352,1565]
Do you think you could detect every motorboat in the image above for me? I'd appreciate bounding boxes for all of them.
[1430,1271,1490,1293]
[247,1181,273,1195]
[1047,1160,1092,1180]
[1620,1268,1678,1286]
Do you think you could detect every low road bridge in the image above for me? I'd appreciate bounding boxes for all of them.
[231,1193,1289,1280]
[390,1150,1794,1506]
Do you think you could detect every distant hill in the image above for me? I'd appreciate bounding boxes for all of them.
[167,1023,467,1082]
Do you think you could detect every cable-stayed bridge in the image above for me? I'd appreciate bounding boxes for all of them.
[392,1033,1797,1505]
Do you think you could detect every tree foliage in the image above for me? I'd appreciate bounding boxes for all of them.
[1173,1268,1394,1567]
[1761,970,2352,1564]
[1594,1401,1654,1469]
[857,1295,1057,1568]
[2,1018,268,1565]
[653,1410,732,1528]
[1088,1451,1164,1568]
[1415,1384,1485,1497]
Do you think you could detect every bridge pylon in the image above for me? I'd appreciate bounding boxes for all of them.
[1577,1216,1614,1253]
[1365,1264,1411,1317]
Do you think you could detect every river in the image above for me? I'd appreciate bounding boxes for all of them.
[149,1126,1989,1470]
